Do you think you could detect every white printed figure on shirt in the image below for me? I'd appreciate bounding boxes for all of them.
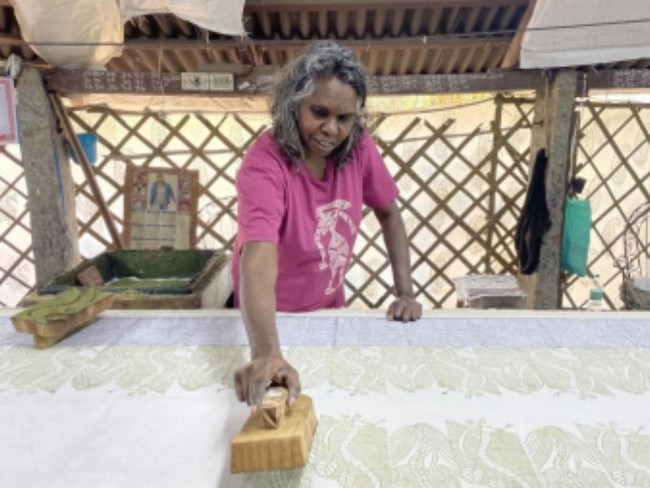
[315,199,357,294]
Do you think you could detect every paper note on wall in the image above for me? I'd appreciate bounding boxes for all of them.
[0,78,18,145]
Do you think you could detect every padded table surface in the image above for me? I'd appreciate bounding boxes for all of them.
[1,308,649,487]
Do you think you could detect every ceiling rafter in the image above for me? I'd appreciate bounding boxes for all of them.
[500,0,537,69]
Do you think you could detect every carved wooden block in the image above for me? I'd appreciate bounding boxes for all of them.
[76,265,105,287]
[11,289,114,348]
[230,391,317,473]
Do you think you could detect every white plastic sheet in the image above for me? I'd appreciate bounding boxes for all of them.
[520,0,650,68]
[120,0,246,36]
[12,0,123,69]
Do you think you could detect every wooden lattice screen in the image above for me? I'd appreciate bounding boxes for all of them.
[64,101,535,310]
[66,109,268,257]
[571,101,650,309]
[346,101,532,308]
[499,97,650,309]
[0,144,33,307]
[1,97,648,309]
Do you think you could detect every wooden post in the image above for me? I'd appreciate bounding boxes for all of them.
[534,70,578,308]
[17,67,80,286]
[485,95,502,274]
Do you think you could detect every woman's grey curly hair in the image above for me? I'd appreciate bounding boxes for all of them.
[269,41,368,169]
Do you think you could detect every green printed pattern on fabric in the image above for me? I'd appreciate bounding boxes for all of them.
[242,418,650,488]
[2,345,650,487]
[1,346,650,397]
[0,345,245,393]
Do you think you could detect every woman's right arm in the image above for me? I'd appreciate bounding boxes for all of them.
[234,241,301,413]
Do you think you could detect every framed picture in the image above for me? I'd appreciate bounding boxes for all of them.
[124,166,199,249]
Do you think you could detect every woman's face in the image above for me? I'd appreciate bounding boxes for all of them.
[297,77,358,162]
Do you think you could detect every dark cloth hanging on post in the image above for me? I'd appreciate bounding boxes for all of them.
[515,149,552,275]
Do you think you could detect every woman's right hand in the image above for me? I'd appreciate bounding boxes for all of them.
[234,354,301,414]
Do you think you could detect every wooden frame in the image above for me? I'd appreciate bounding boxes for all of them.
[123,166,199,249]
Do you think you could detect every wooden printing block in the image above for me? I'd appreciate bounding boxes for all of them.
[76,265,105,287]
[230,387,318,473]
[11,289,114,348]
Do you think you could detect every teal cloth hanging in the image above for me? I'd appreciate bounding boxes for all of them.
[561,198,591,276]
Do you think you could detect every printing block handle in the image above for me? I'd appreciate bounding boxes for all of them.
[261,386,288,429]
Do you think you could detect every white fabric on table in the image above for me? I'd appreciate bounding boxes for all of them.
[1,310,650,487]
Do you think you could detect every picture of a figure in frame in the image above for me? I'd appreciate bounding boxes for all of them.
[148,172,176,211]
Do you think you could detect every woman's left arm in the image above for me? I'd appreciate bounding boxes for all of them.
[374,200,423,321]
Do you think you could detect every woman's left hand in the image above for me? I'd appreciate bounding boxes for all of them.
[386,296,422,322]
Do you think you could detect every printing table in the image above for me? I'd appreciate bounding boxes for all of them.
[1,308,650,487]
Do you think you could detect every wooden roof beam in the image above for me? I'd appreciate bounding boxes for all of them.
[100,36,511,57]
[47,68,650,98]
[44,67,548,97]
[495,4,520,30]
[472,42,494,72]
[463,5,483,33]
[381,48,395,76]
[443,46,462,74]
[458,46,476,73]
[500,0,537,69]
[480,5,500,31]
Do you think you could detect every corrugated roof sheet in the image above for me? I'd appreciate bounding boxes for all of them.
[1,1,649,78]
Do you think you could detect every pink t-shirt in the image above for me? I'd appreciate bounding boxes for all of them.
[233,130,398,311]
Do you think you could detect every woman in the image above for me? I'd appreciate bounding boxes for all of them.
[233,41,422,412]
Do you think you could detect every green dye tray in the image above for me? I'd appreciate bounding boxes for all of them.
[36,249,232,309]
